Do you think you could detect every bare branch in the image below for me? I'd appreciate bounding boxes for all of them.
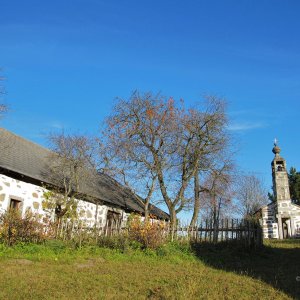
[101,91,232,227]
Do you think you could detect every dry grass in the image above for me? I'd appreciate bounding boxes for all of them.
[0,240,299,299]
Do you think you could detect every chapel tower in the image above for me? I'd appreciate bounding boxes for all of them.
[271,140,291,202]
[259,140,300,239]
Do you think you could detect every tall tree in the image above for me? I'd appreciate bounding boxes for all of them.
[102,91,229,228]
[189,136,232,227]
[236,174,268,218]
[288,167,300,205]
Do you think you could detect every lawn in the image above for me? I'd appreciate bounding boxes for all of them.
[0,240,299,300]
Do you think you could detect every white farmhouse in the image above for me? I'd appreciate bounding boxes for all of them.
[0,128,169,232]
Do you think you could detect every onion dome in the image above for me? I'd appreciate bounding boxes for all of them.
[272,138,281,156]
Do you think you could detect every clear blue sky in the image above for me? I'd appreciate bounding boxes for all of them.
[1,0,300,201]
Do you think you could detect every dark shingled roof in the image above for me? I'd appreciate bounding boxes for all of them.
[0,128,169,220]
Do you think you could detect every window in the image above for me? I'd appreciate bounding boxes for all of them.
[9,198,23,212]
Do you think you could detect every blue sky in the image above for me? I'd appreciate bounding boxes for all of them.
[1,0,300,205]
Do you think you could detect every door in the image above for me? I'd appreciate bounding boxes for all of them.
[282,218,290,239]
[105,211,121,236]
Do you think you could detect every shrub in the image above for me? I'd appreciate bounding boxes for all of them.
[128,214,167,249]
[0,210,47,246]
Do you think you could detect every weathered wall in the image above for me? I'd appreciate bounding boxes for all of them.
[261,203,279,239]
[274,171,290,201]
[261,200,300,239]
[0,174,129,228]
[277,200,300,237]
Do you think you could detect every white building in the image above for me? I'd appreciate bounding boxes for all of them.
[0,128,169,232]
[258,142,300,239]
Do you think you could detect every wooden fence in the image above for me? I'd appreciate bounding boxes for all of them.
[174,219,263,247]
[54,218,263,248]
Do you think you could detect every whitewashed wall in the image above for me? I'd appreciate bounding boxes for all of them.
[261,203,279,239]
[261,200,300,239]
[0,174,129,228]
[277,200,300,237]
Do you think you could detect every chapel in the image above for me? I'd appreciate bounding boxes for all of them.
[259,141,300,239]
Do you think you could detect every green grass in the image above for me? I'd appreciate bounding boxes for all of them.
[0,240,299,299]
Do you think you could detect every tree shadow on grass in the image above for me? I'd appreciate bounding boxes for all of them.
[191,240,300,299]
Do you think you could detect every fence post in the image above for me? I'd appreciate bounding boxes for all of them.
[209,219,212,243]
[220,219,224,242]
[213,218,218,244]
[199,221,202,242]
[226,219,228,241]
[204,219,208,241]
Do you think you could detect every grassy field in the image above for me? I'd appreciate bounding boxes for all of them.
[0,239,299,300]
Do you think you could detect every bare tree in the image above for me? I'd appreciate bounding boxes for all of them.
[201,160,235,219]
[99,138,158,221]
[100,93,162,221]
[102,91,229,229]
[235,174,268,218]
[43,132,97,220]
[189,134,232,227]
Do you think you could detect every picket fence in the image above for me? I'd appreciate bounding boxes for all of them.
[54,217,263,248]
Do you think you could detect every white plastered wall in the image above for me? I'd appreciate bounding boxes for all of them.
[261,203,279,239]
[0,174,129,228]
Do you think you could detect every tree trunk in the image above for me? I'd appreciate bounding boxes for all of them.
[144,202,149,222]
[168,206,177,241]
[213,196,221,244]
[212,204,217,243]
[190,172,200,227]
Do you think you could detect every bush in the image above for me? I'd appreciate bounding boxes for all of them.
[128,214,167,249]
[0,210,47,246]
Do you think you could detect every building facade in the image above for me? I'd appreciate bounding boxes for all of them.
[259,142,300,239]
[0,128,169,232]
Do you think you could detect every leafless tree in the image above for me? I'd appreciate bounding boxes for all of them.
[101,91,230,229]
[201,160,235,215]
[235,174,268,218]
[43,132,98,220]
[99,137,157,221]
[188,110,232,228]
[199,159,235,242]
[100,93,161,221]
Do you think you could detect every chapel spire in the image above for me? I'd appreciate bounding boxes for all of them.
[272,138,281,157]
